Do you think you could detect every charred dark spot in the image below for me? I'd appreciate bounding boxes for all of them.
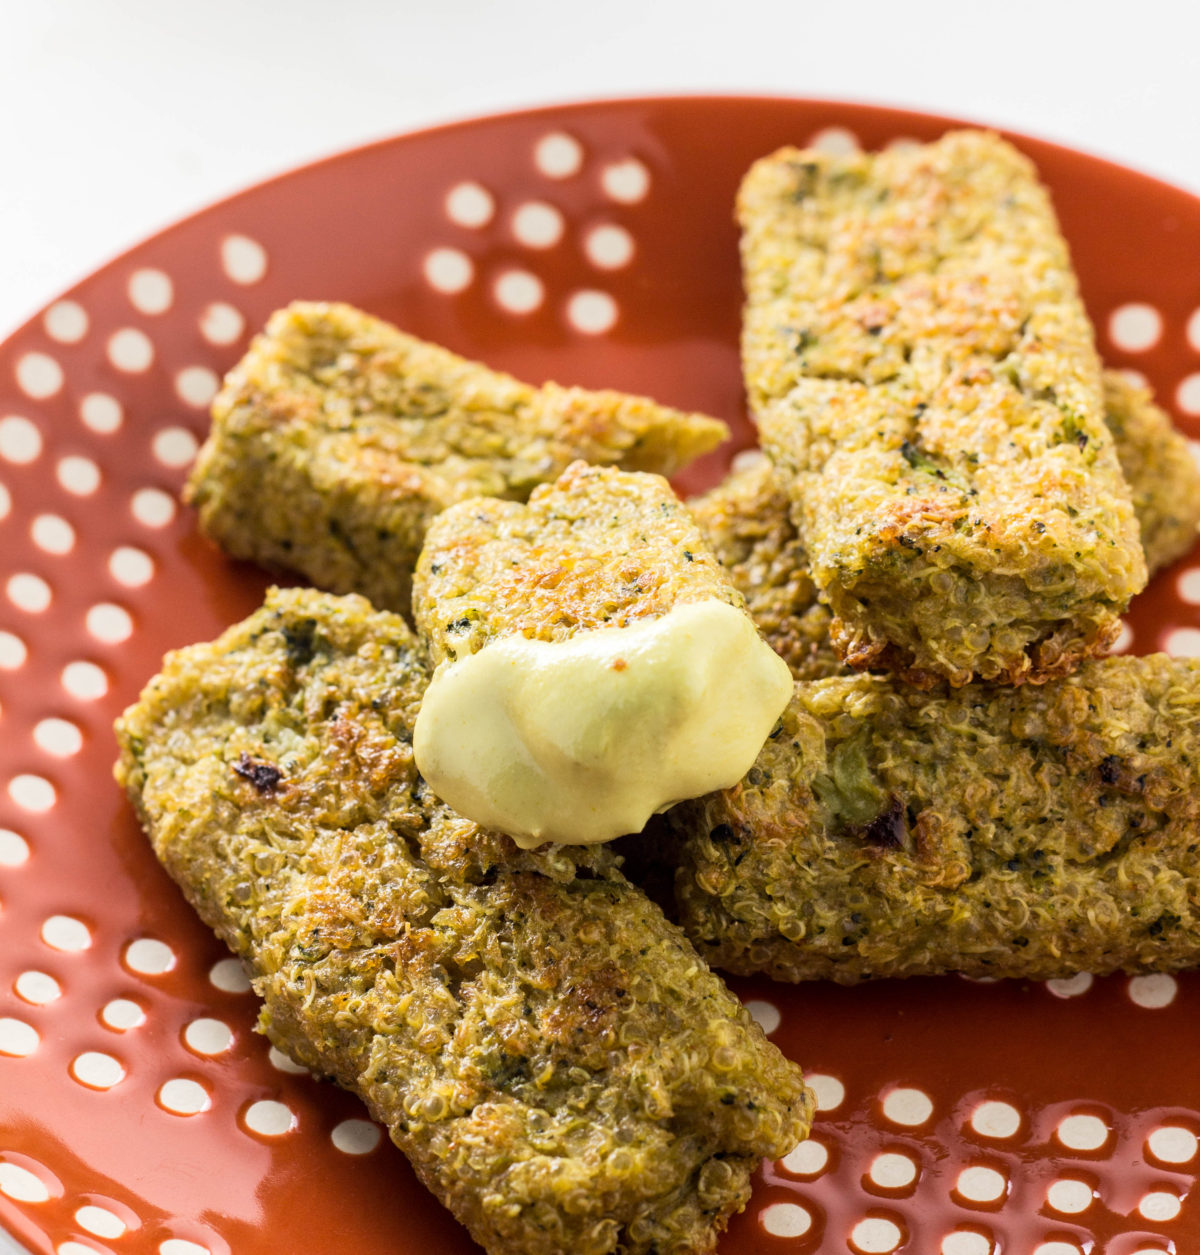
[1076,432,1089,451]
[282,619,318,667]
[1098,754,1123,785]
[683,550,694,562]
[233,752,283,795]
[446,617,473,634]
[710,823,738,844]
[429,561,443,576]
[1149,911,1181,937]
[1032,521,1046,534]
[859,796,907,850]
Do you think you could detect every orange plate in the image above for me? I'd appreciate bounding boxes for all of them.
[1,97,1199,1255]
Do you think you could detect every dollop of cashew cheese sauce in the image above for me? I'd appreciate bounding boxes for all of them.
[413,599,793,848]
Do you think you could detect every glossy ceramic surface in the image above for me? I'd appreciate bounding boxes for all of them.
[1,97,1199,1255]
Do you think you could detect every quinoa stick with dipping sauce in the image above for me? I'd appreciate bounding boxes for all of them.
[185,302,728,614]
[114,587,813,1255]
[740,130,1146,686]
[692,371,1200,681]
[669,656,1200,984]
[412,462,793,848]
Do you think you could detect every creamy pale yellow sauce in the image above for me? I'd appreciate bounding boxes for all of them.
[413,599,793,848]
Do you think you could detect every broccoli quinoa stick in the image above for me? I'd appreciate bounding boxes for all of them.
[740,130,1146,686]
[114,587,811,1255]
[668,656,1200,984]
[184,302,728,615]
[411,462,792,847]
[691,372,1200,681]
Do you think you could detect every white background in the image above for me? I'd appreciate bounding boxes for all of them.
[2,1,1199,342]
[1,4,1197,1253]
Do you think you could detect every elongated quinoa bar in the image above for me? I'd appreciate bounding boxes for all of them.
[740,130,1146,685]
[185,302,727,614]
[115,587,811,1255]
[669,656,1200,983]
[692,373,1200,680]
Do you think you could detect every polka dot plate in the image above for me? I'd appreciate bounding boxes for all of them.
[2,97,1200,1255]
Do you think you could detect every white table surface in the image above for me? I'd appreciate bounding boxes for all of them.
[1,3,1197,1252]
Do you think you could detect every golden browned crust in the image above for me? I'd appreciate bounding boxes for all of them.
[185,302,728,614]
[739,130,1146,686]
[669,657,1200,983]
[114,587,812,1255]
[414,461,742,665]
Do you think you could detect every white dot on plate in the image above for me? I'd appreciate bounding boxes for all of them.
[158,1078,210,1115]
[42,915,90,951]
[71,1050,125,1089]
[107,327,154,373]
[584,223,635,269]
[57,455,101,495]
[62,660,108,700]
[31,514,75,554]
[1129,973,1178,1008]
[601,158,650,203]
[1139,1190,1182,1222]
[0,482,9,520]
[535,132,583,179]
[16,352,64,399]
[44,300,89,343]
[956,1165,1007,1203]
[124,937,175,975]
[153,425,199,467]
[101,998,145,1031]
[941,1233,992,1255]
[1112,620,1135,653]
[870,1152,918,1189]
[243,1099,295,1136]
[209,957,251,993]
[512,200,564,248]
[184,1018,233,1055]
[80,392,123,434]
[15,971,61,1004]
[567,289,618,335]
[221,234,268,285]
[810,126,861,156]
[1147,1125,1198,1164]
[109,545,154,587]
[782,1138,828,1175]
[1187,307,1200,353]
[1033,1244,1082,1255]
[1046,1177,1094,1214]
[0,415,43,464]
[760,1202,812,1238]
[0,1017,39,1056]
[850,1216,903,1253]
[494,270,543,314]
[1177,374,1200,417]
[971,1100,1021,1139]
[128,268,174,315]
[1177,569,1200,605]
[175,368,219,409]
[744,999,781,1035]
[131,487,176,528]
[881,1087,933,1126]
[0,1162,51,1202]
[33,718,83,757]
[160,1240,212,1255]
[445,181,495,228]
[1109,303,1163,352]
[59,1245,103,1255]
[1044,973,1094,1004]
[1164,627,1200,657]
[7,573,51,613]
[331,1118,382,1155]
[423,248,474,294]
[86,602,133,644]
[807,1073,845,1111]
[1056,1113,1110,1151]
[0,631,27,670]
[199,301,244,345]
[0,828,29,866]
[268,1045,309,1075]
[10,773,56,812]
[75,1204,126,1239]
